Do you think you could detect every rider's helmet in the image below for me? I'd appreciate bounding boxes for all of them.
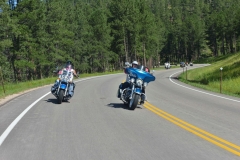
[65,60,73,70]
[132,61,138,68]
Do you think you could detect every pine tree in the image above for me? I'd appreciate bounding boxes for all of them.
[0,0,15,81]
[88,1,113,72]
[11,0,49,80]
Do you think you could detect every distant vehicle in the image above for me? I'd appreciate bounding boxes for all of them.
[180,62,185,67]
[190,62,193,66]
[165,62,171,69]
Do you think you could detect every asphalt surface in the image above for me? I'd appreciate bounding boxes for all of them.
[0,65,240,160]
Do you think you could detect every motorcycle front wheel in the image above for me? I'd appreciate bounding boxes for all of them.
[58,90,64,104]
[129,94,140,110]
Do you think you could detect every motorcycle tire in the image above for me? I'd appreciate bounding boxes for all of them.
[129,94,139,110]
[58,90,64,104]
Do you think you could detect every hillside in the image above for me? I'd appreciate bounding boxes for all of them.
[179,53,240,98]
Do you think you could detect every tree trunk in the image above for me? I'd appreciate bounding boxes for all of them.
[123,27,128,62]
[214,37,218,56]
[233,33,237,53]
[197,40,200,60]
[143,42,146,66]
[185,42,188,62]
[11,57,17,82]
[221,35,225,55]
[134,48,136,60]
[230,34,234,53]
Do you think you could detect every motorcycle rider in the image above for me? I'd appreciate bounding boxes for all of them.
[51,61,78,98]
[144,66,150,73]
[117,60,146,104]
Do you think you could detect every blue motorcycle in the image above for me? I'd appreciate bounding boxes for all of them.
[120,67,155,110]
[54,69,72,104]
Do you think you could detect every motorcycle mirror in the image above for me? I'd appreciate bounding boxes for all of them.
[125,62,130,66]
[150,70,155,75]
[53,66,59,73]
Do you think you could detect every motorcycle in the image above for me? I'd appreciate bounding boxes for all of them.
[120,66,155,110]
[165,62,170,69]
[53,69,73,104]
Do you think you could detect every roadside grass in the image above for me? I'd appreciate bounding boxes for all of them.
[0,63,196,100]
[179,53,240,98]
[0,78,56,99]
[0,70,124,99]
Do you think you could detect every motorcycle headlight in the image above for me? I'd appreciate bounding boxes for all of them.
[143,82,148,87]
[130,78,135,83]
[136,79,143,86]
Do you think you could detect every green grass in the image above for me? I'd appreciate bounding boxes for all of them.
[0,65,166,99]
[179,53,240,98]
[0,70,124,99]
[0,77,56,99]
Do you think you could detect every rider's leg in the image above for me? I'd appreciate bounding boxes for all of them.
[68,83,74,97]
[118,82,130,99]
[118,83,123,98]
[140,87,146,104]
[51,80,59,94]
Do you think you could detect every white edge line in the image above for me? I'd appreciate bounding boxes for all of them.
[0,73,122,146]
[0,92,50,146]
[169,71,240,103]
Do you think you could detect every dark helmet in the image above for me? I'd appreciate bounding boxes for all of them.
[65,60,74,69]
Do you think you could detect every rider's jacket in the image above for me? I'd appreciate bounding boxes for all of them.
[58,68,74,82]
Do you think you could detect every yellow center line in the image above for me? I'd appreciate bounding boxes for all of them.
[143,102,240,156]
[144,102,240,150]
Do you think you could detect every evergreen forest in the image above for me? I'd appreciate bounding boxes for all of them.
[1,0,240,82]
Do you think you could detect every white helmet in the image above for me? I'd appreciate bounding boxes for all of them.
[132,61,138,65]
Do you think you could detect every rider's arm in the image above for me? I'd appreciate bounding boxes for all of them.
[73,70,79,77]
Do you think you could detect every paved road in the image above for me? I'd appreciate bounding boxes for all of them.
[0,65,240,160]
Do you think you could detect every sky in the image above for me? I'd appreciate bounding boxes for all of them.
[8,0,18,8]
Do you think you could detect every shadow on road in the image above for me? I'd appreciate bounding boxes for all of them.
[107,103,127,109]
[45,98,70,104]
[107,103,143,110]
[168,76,178,80]
[45,98,59,104]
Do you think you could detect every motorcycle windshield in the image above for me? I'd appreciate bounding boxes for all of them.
[126,68,155,83]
